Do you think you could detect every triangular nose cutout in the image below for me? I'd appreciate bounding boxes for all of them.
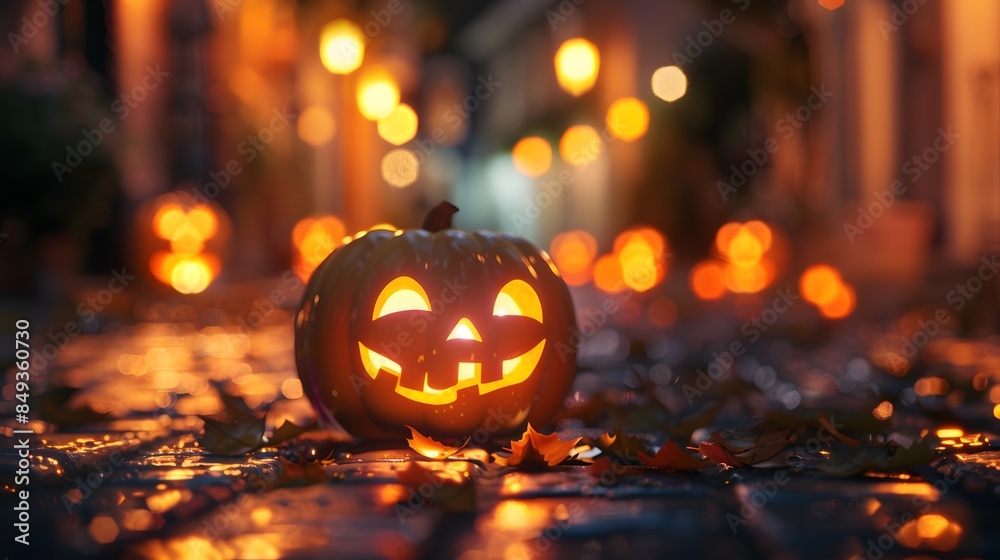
[446,317,482,341]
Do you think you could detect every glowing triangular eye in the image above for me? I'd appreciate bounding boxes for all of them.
[493,279,543,322]
[373,276,431,319]
[446,318,482,341]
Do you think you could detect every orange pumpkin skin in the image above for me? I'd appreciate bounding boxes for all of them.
[295,227,577,440]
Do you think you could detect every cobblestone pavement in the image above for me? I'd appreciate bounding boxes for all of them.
[1,289,998,560]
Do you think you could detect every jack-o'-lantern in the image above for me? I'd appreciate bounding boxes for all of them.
[295,203,577,440]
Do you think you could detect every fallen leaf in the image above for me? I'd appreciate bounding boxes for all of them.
[587,456,646,481]
[198,384,315,455]
[638,440,714,470]
[268,419,316,447]
[821,439,937,477]
[493,424,582,467]
[592,428,652,463]
[406,426,466,460]
[200,414,266,456]
[698,424,790,467]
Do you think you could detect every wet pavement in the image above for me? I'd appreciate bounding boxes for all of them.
[2,283,999,560]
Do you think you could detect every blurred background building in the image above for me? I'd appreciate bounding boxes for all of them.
[0,0,997,310]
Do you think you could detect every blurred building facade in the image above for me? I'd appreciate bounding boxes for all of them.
[1,0,997,292]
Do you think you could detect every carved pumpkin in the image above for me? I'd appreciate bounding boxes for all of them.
[295,203,577,440]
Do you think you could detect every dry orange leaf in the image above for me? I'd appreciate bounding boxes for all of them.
[637,440,714,470]
[406,425,465,460]
[493,424,582,467]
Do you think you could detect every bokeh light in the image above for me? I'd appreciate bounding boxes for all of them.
[651,65,688,102]
[169,255,219,295]
[593,253,625,293]
[559,125,603,167]
[381,148,419,188]
[549,230,598,286]
[357,68,400,120]
[614,227,668,292]
[319,19,365,75]
[511,136,552,178]
[377,103,418,146]
[554,38,600,96]
[606,97,649,142]
[799,265,856,319]
[690,260,727,300]
[292,215,347,281]
[297,105,336,146]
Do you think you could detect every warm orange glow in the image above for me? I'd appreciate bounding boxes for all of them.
[725,229,764,267]
[606,97,649,141]
[297,105,336,146]
[549,230,598,286]
[357,67,400,120]
[292,215,347,281]
[554,38,599,96]
[361,278,545,405]
[742,220,773,252]
[559,125,602,167]
[714,222,741,256]
[146,195,226,294]
[377,103,418,146]
[89,516,119,544]
[512,136,553,178]
[716,221,772,268]
[169,255,218,295]
[651,65,687,102]
[872,400,894,420]
[319,19,364,74]
[935,428,964,439]
[690,260,727,300]
[819,283,856,319]
[381,148,419,188]
[152,204,219,255]
[800,265,843,306]
[916,377,950,397]
[613,228,667,292]
[613,227,667,257]
[593,254,625,293]
[723,262,768,294]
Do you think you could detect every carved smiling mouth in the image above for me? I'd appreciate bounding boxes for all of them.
[358,339,546,405]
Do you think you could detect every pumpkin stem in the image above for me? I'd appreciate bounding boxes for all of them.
[422,201,459,232]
